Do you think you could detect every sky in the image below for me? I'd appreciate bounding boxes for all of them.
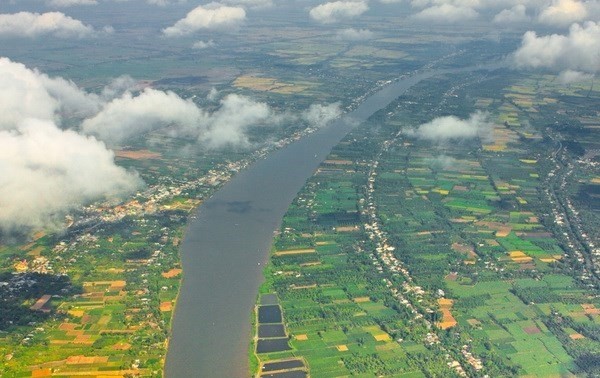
[0,0,598,232]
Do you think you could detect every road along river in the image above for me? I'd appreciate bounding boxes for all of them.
[165,64,503,377]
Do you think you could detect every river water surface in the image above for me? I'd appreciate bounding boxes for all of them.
[165,65,501,377]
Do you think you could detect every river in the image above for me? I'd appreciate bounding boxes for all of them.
[165,64,502,377]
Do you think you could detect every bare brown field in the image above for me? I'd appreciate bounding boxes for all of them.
[160,301,173,312]
[114,149,161,160]
[291,284,317,290]
[162,268,182,278]
[335,226,359,232]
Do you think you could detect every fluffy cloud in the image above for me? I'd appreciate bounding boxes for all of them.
[302,103,342,127]
[513,21,600,74]
[309,1,369,24]
[0,57,100,129]
[538,0,588,27]
[0,12,95,38]
[408,111,492,142]
[100,76,138,100]
[46,0,98,7]
[81,88,275,148]
[428,155,463,170]
[0,57,141,232]
[493,4,530,23]
[412,4,479,22]
[403,0,600,24]
[557,69,595,83]
[0,119,141,232]
[201,94,271,148]
[193,39,215,49]
[82,89,207,143]
[162,3,246,36]
[335,28,374,40]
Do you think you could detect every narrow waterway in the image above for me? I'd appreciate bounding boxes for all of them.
[165,64,502,377]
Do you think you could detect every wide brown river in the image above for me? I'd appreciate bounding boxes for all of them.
[165,64,502,377]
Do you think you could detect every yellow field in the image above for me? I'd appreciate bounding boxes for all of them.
[364,325,392,341]
[509,251,533,263]
[233,75,310,94]
[437,298,458,329]
[274,248,316,256]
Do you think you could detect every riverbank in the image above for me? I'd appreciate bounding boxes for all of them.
[165,64,505,377]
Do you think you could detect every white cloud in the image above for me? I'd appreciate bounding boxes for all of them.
[0,57,100,129]
[193,39,216,49]
[493,4,530,23]
[207,87,219,101]
[200,94,271,148]
[513,21,600,74]
[162,3,246,36]
[46,0,98,7]
[302,103,342,127]
[81,88,275,149]
[408,111,492,142]
[0,57,141,232]
[100,76,139,100]
[428,154,463,170]
[82,89,207,143]
[412,4,479,22]
[0,12,95,38]
[538,0,588,27]
[309,1,369,24]
[557,69,595,83]
[404,0,600,24]
[0,119,141,232]
[335,28,374,40]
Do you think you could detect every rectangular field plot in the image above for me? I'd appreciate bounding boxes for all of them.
[257,338,292,354]
[259,305,283,324]
[259,324,287,338]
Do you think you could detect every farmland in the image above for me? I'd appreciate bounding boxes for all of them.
[2,2,599,375]
[254,68,600,376]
